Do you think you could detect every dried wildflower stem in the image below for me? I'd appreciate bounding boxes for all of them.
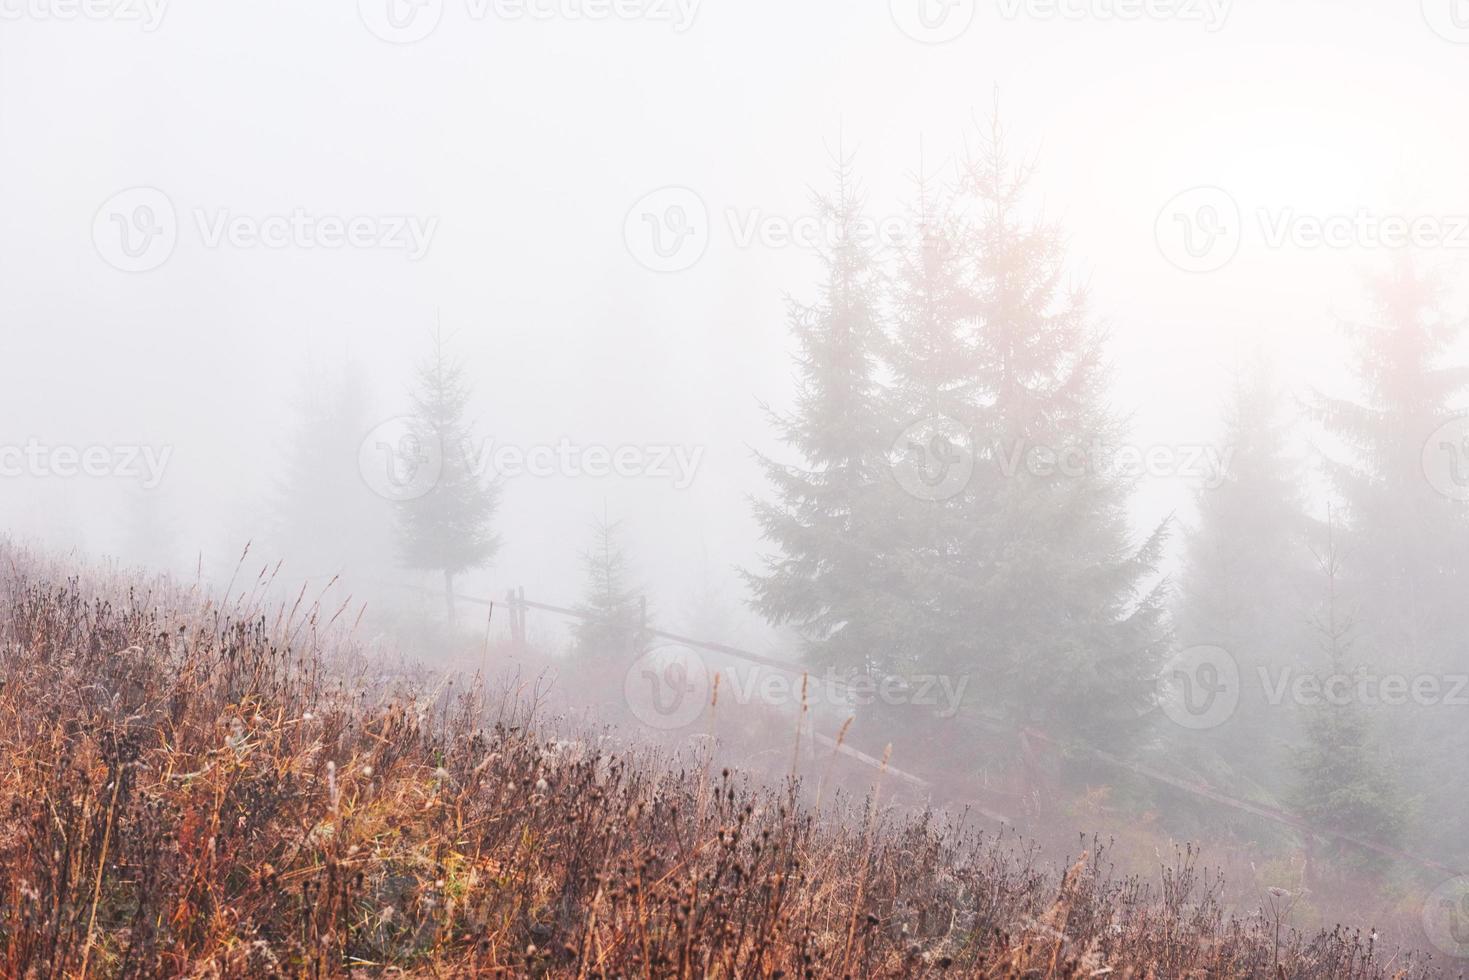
[839,743,890,975]
[78,764,123,980]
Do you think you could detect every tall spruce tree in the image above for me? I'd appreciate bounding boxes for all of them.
[881,155,980,680]
[942,118,1171,753]
[395,330,500,624]
[1291,512,1407,869]
[745,147,898,672]
[1310,257,1469,863]
[1173,350,1315,795]
[887,158,973,425]
[1312,259,1469,667]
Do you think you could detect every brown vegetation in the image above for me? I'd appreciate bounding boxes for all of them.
[0,544,1448,977]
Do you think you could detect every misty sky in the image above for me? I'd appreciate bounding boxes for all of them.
[3,0,1468,640]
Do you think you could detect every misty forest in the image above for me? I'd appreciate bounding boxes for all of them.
[3,2,1469,976]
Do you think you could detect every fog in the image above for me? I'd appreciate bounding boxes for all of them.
[3,0,1469,953]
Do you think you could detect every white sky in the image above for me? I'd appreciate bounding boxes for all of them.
[2,0,1467,638]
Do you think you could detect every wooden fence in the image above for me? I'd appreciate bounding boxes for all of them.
[390,580,1465,879]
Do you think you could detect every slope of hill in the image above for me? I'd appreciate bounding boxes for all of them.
[0,543,1447,977]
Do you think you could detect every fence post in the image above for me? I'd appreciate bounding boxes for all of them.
[507,588,524,648]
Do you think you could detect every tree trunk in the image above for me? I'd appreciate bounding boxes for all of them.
[444,569,457,626]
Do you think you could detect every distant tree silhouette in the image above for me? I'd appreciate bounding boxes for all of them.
[395,330,500,624]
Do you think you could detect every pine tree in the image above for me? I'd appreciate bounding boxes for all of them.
[572,512,649,663]
[880,153,980,680]
[936,118,1171,753]
[745,146,898,673]
[395,330,500,624]
[1173,349,1315,794]
[1291,512,1408,869]
[1310,257,1469,863]
[887,154,973,426]
[1311,258,1469,668]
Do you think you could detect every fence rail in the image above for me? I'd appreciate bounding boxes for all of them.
[385,580,1464,879]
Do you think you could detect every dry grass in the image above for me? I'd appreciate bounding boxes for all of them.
[0,543,1449,977]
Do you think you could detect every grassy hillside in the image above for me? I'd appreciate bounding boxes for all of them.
[0,543,1448,977]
